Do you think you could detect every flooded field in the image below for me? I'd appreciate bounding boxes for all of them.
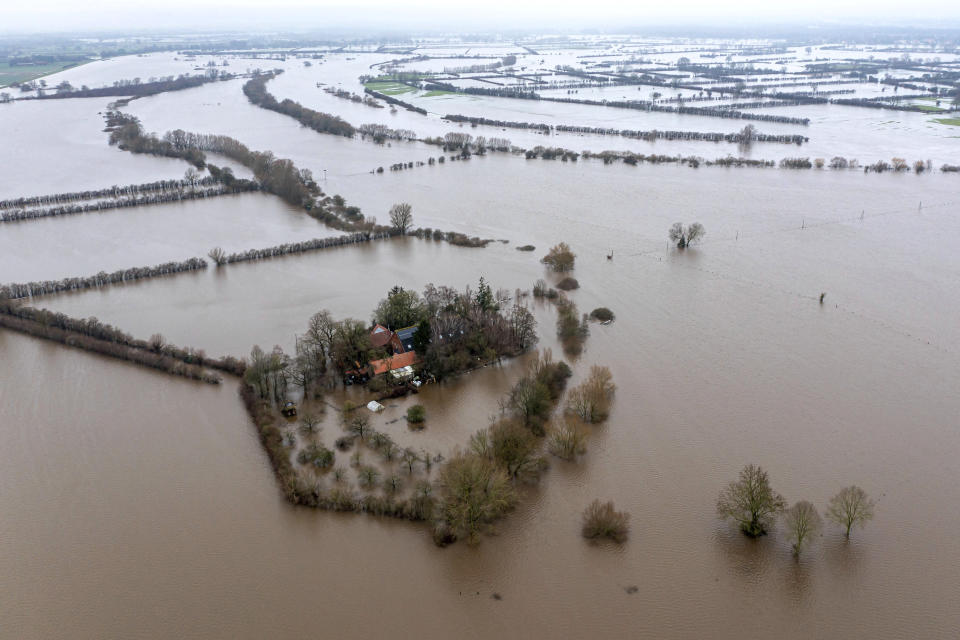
[2,34,960,639]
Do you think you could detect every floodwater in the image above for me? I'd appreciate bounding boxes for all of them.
[0,192,338,282]
[2,43,960,640]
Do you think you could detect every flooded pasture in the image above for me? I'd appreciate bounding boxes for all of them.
[2,37,960,639]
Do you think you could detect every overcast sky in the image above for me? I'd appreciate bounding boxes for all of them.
[2,0,959,33]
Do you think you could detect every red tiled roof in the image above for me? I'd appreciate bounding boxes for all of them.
[369,351,419,376]
[370,324,394,348]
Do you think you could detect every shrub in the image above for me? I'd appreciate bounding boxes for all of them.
[516,245,536,252]
[541,242,576,272]
[582,499,630,543]
[548,418,587,460]
[589,307,615,322]
[555,277,579,291]
[297,443,335,469]
[407,404,426,424]
[566,366,615,423]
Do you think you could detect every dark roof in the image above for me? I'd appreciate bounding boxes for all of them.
[395,325,419,351]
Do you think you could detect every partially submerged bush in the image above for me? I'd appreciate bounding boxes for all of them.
[566,366,615,423]
[297,443,335,469]
[436,452,517,544]
[582,499,630,543]
[541,242,576,272]
[555,277,579,291]
[589,307,615,322]
[516,245,536,252]
[548,418,587,460]
[406,404,426,424]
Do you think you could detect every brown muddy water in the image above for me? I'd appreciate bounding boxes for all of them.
[2,53,960,640]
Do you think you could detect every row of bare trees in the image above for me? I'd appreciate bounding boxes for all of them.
[207,231,397,266]
[0,181,257,223]
[0,178,220,210]
[440,113,807,145]
[1,257,207,300]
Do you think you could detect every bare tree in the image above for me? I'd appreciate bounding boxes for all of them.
[825,486,875,539]
[548,417,587,460]
[783,500,822,556]
[208,247,227,266]
[389,202,413,234]
[669,222,706,249]
[717,464,786,537]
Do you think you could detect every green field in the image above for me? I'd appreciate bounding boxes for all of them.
[363,81,416,95]
[422,89,455,97]
[915,104,946,112]
[932,117,960,126]
[0,61,89,88]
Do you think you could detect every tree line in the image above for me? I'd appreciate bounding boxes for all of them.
[208,230,397,266]
[243,71,356,138]
[1,257,207,300]
[32,72,232,100]
[0,180,257,224]
[362,88,427,115]
[443,113,808,145]
[0,301,245,381]
[0,177,221,210]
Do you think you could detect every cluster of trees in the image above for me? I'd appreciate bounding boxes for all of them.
[555,297,590,355]
[160,129,320,208]
[358,123,416,143]
[369,280,539,381]
[410,228,496,248]
[243,71,356,138]
[0,179,257,223]
[433,351,573,544]
[1,257,208,300]
[106,111,207,168]
[108,113,329,216]
[323,86,383,108]
[422,133,513,154]
[718,464,876,556]
[525,146,579,161]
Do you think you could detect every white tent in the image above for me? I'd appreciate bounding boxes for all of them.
[366,401,384,413]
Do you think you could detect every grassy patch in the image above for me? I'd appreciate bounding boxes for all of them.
[933,117,960,126]
[914,104,945,112]
[0,61,89,88]
[422,90,455,97]
[364,81,416,95]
